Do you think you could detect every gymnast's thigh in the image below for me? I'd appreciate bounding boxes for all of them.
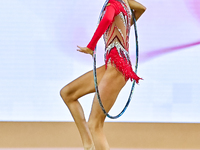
[61,65,106,100]
[88,64,127,122]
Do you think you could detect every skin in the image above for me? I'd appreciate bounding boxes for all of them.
[60,1,146,150]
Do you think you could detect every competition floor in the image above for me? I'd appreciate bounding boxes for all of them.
[1,122,199,150]
[0,148,197,150]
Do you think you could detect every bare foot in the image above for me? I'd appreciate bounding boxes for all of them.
[84,144,95,150]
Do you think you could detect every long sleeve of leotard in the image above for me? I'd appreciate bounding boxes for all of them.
[87,4,116,51]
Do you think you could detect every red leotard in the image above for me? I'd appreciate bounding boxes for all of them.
[87,0,142,83]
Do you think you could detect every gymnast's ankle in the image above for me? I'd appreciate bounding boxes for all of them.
[84,144,95,150]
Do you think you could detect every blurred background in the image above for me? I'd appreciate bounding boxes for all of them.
[0,0,200,123]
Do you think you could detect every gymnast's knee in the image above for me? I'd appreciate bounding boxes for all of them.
[88,117,105,132]
[60,85,76,104]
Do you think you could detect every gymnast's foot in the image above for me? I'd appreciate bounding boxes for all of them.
[84,144,95,150]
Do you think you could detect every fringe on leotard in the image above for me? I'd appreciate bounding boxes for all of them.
[105,47,142,83]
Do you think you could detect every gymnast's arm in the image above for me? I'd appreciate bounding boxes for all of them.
[77,4,116,56]
[128,0,146,21]
[86,4,116,51]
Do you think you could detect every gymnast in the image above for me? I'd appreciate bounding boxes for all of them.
[60,0,146,149]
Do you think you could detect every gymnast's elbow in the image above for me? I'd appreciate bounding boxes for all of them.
[141,6,147,13]
[137,5,146,14]
[128,0,147,13]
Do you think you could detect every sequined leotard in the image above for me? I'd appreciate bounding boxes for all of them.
[87,0,142,83]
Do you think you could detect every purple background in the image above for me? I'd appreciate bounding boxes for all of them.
[0,0,200,122]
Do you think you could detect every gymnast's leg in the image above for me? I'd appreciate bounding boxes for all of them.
[88,64,127,150]
[60,65,106,150]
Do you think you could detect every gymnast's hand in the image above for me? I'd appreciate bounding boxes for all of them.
[77,46,94,56]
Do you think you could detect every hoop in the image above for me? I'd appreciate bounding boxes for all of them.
[93,1,139,119]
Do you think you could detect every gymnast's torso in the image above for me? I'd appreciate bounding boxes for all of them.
[87,0,141,82]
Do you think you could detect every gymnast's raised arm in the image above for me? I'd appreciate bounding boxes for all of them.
[128,0,146,21]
